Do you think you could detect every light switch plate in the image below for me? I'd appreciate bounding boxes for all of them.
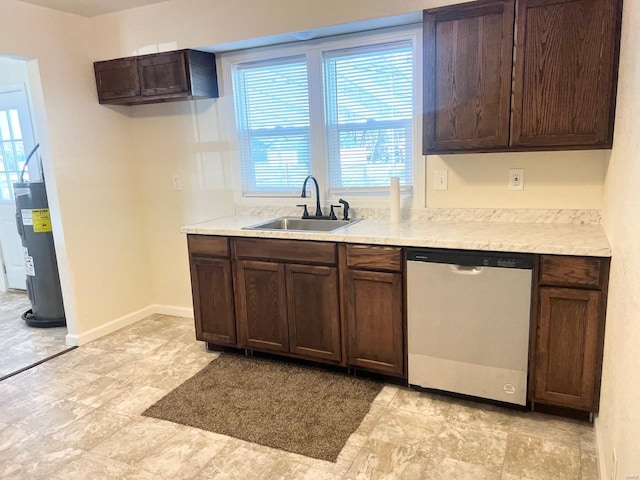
[172,175,182,191]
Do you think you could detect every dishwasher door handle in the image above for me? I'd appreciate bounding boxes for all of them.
[450,265,484,275]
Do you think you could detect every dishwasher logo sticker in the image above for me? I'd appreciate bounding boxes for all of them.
[503,384,516,395]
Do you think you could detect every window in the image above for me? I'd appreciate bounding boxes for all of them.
[234,56,311,196]
[0,86,38,203]
[0,108,27,202]
[226,26,420,202]
[325,42,414,195]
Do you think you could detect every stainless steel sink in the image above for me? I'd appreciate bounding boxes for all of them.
[243,216,360,233]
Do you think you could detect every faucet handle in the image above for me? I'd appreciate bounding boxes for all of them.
[296,204,309,219]
[329,205,341,220]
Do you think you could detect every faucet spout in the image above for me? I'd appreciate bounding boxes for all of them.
[301,175,323,217]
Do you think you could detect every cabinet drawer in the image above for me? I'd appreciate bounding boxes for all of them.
[539,255,605,289]
[346,245,402,272]
[234,238,336,265]
[187,235,229,258]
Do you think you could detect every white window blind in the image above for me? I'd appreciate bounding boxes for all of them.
[234,56,311,196]
[324,41,414,196]
[228,28,418,200]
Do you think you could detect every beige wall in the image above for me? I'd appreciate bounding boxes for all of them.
[129,99,236,309]
[598,0,640,477]
[90,0,463,59]
[426,151,606,209]
[84,0,608,309]
[3,0,636,473]
[0,0,612,339]
[0,0,152,341]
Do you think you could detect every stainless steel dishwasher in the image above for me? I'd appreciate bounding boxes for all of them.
[407,248,534,406]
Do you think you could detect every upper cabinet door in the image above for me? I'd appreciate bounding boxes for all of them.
[423,0,515,154]
[138,51,190,97]
[511,0,622,149]
[94,58,140,102]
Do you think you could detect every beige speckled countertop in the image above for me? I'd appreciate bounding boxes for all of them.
[181,215,611,257]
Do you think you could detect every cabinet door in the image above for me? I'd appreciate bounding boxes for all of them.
[423,0,515,153]
[138,51,189,96]
[94,58,140,102]
[511,0,621,148]
[534,287,602,410]
[345,270,404,376]
[285,264,341,362]
[235,260,289,353]
[190,257,236,346]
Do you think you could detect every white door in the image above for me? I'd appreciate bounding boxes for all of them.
[0,84,38,291]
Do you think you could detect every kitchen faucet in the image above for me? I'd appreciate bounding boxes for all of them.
[301,175,323,217]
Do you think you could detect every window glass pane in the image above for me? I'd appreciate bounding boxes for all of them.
[0,109,27,201]
[0,174,9,201]
[1,142,16,171]
[336,126,411,188]
[9,110,22,140]
[15,141,25,165]
[325,42,414,195]
[0,111,9,140]
[234,57,311,195]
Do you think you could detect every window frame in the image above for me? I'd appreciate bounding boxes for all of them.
[220,24,424,208]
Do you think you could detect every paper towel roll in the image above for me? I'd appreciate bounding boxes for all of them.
[390,177,400,223]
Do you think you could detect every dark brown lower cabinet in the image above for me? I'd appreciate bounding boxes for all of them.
[190,256,236,346]
[531,255,609,413]
[533,287,602,410]
[235,260,289,353]
[188,235,612,418]
[286,264,341,362]
[230,239,345,364]
[345,269,404,377]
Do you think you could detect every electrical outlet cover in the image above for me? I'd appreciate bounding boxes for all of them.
[509,169,524,191]
[434,170,448,191]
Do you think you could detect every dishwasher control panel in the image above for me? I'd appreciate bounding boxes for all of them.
[406,248,534,270]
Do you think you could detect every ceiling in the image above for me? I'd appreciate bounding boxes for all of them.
[19,0,169,17]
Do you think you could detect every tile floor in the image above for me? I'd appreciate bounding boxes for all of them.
[0,290,68,379]
[0,313,599,479]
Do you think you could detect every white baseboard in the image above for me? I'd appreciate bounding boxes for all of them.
[65,304,193,346]
[595,416,607,480]
[152,304,194,318]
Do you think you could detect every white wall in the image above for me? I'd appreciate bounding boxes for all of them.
[1,0,153,342]
[597,0,640,477]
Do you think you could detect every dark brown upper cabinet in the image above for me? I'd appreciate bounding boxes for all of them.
[511,0,622,148]
[94,49,218,106]
[423,0,515,153]
[423,0,623,154]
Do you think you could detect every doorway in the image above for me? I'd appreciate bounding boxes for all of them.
[0,55,72,379]
[0,83,39,291]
